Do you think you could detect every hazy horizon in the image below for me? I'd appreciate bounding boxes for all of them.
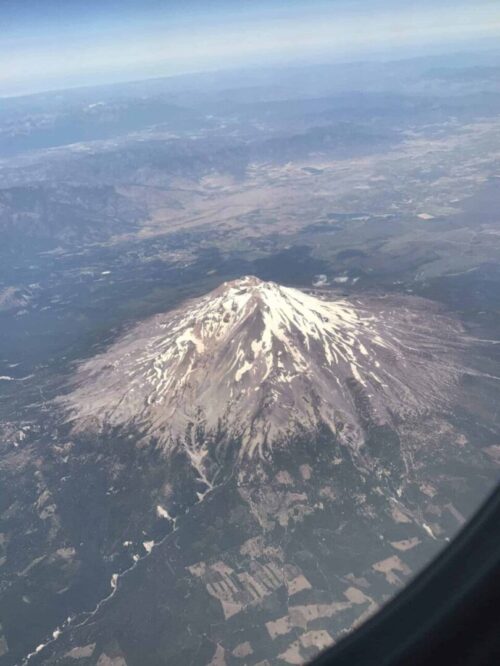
[3,0,500,97]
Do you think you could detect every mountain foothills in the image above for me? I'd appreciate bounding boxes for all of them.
[0,52,500,666]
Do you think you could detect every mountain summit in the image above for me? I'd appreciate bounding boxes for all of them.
[64,276,462,466]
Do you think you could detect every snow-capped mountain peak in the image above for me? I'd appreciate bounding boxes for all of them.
[64,276,462,463]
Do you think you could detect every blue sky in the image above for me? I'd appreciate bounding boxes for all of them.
[2,0,500,96]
